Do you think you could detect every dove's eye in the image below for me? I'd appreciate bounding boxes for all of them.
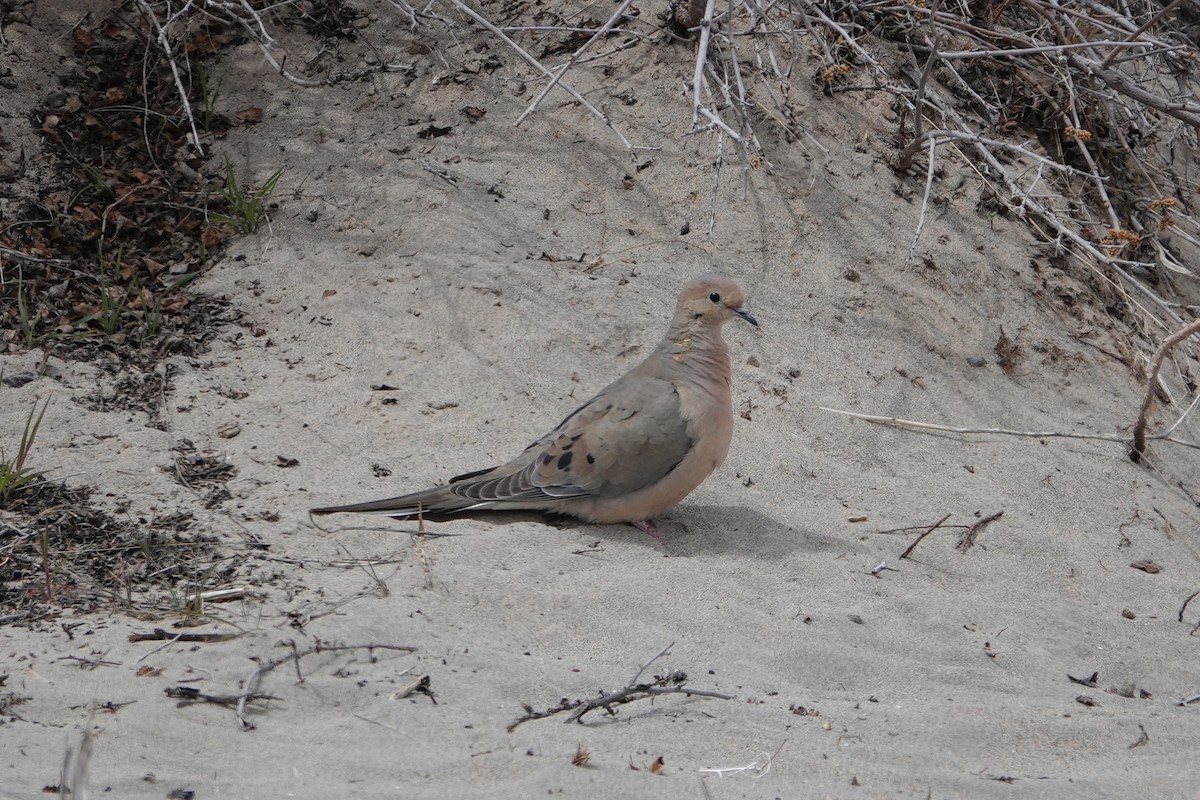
[708,291,721,303]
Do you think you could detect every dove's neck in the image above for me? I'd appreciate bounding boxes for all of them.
[657,319,732,383]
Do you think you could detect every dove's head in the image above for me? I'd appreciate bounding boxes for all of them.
[676,275,758,329]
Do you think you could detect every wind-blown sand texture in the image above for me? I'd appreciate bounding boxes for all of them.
[2,2,1199,798]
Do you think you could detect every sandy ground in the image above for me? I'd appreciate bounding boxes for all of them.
[3,2,1200,798]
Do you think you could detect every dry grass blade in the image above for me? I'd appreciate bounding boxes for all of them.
[0,397,49,507]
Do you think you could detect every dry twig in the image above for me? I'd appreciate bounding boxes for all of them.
[1131,318,1200,462]
[507,642,734,731]
[822,407,1200,453]
[899,513,952,559]
[956,510,1004,552]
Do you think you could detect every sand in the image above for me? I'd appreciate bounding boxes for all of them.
[3,2,1200,798]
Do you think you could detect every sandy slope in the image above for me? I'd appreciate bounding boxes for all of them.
[3,2,1200,798]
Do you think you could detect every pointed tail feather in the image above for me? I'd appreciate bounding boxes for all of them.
[311,461,579,520]
[310,485,478,519]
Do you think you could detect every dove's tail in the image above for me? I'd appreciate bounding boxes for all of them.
[309,483,483,520]
[309,464,570,520]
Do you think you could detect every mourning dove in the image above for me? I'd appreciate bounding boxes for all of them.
[311,275,757,540]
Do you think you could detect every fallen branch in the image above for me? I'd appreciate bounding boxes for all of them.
[1130,317,1200,462]
[234,640,417,729]
[514,0,636,127]
[690,0,719,129]
[444,0,632,148]
[956,510,1004,552]
[128,628,240,643]
[165,685,280,708]
[899,513,952,559]
[822,407,1200,453]
[821,406,1126,443]
[1179,588,1200,623]
[134,0,204,156]
[507,642,734,731]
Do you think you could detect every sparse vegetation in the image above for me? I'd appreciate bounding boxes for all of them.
[209,161,283,234]
[0,398,49,508]
[101,0,1200,354]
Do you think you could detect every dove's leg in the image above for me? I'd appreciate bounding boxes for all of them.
[631,519,665,546]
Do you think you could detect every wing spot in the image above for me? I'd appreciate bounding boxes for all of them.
[557,451,573,470]
[451,466,493,483]
[541,454,554,465]
[586,454,595,464]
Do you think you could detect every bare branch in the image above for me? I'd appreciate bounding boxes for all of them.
[1130,318,1200,462]
[444,0,632,148]
[515,0,637,127]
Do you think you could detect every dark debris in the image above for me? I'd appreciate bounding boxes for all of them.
[0,479,225,620]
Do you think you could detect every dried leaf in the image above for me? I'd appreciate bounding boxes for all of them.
[236,107,263,123]
[1130,560,1162,574]
[72,26,95,49]
[101,21,128,39]
[417,124,453,139]
[201,226,224,248]
[216,421,241,439]
[994,327,1023,375]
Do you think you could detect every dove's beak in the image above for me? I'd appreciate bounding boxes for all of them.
[733,307,758,327]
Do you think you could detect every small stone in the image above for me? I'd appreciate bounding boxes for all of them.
[967,355,987,367]
[216,421,241,439]
[1121,608,1136,619]
[2,371,36,388]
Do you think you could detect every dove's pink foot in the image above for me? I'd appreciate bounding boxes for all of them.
[632,519,665,547]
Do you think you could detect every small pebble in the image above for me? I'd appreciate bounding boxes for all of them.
[2,371,36,388]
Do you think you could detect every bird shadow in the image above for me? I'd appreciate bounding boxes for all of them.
[651,505,836,558]
[311,506,831,559]
[546,505,833,558]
